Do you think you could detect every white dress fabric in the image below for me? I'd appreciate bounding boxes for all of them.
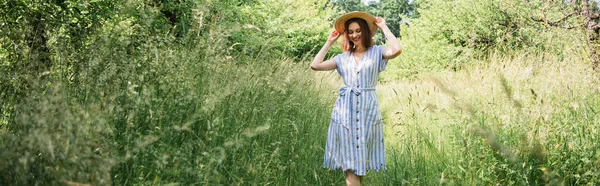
[323,45,388,176]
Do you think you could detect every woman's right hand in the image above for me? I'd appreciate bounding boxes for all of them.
[328,30,340,42]
[311,30,340,71]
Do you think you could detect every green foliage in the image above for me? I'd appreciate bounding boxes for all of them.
[226,0,334,60]
[0,0,117,127]
[413,0,534,52]
[332,0,367,13]
[383,0,586,79]
[390,0,515,77]
[370,0,419,42]
[1,0,341,185]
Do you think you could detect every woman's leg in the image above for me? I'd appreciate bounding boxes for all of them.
[345,170,362,186]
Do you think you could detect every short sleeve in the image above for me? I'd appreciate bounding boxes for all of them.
[333,53,343,76]
[333,54,342,67]
[378,45,389,72]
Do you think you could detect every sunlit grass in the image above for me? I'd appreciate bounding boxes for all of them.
[3,39,599,185]
[5,44,598,185]
[2,5,600,185]
[370,52,600,185]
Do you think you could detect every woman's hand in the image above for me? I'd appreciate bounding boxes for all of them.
[375,17,387,28]
[328,30,340,43]
[311,30,340,71]
[376,17,402,60]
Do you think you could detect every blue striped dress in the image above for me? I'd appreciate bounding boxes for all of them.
[323,45,388,176]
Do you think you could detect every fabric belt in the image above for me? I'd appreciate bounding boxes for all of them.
[338,87,375,129]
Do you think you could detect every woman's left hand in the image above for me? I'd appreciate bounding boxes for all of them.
[375,17,386,28]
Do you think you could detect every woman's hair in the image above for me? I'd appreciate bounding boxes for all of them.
[341,18,374,52]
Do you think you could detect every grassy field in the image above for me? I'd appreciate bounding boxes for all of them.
[2,46,599,185]
[363,53,600,185]
[2,1,600,184]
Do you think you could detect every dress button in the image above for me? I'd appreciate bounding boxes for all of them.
[356,110,359,113]
[357,85,360,88]
[356,71,359,74]
[356,145,359,148]
[356,101,359,104]
[356,119,359,122]
[356,136,359,139]
[356,128,359,130]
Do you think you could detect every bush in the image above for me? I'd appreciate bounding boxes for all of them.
[383,0,585,80]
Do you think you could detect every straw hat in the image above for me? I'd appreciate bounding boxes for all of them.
[334,11,378,37]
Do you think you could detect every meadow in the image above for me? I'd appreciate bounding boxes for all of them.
[371,53,600,185]
[1,0,599,185]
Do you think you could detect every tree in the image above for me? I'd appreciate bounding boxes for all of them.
[371,0,418,38]
[580,0,600,70]
[529,0,600,70]
[332,0,368,13]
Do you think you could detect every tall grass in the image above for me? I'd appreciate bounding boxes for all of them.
[2,1,600,185]
[4,27,599,186]
[0,6,346,185]
[1,35,353,185]
[5,41,598,185]
[369,52,600,185]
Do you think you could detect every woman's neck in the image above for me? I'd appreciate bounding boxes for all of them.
[353,45,367,53]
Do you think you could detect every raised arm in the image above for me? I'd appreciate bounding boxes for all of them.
[375,17,402,60]
[310,30,340,71]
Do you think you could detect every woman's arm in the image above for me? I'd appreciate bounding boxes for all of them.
[310,30,340,71]
[376,17,402,60]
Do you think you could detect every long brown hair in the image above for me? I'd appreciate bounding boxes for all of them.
[341,18,374,52]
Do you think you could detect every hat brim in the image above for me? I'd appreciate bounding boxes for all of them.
[334,11,378,37]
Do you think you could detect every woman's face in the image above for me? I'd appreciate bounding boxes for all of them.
[347,22,362,47]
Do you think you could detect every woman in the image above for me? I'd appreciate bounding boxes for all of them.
[310,11,402,186]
